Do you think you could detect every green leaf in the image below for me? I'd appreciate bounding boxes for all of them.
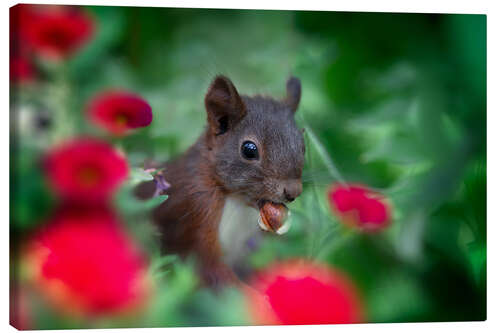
[129,167,154,185]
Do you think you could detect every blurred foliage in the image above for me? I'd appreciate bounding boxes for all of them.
[10,6,485,328]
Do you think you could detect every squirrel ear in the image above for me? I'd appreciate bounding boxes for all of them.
[205,75,246,136]
[284,76,301,113]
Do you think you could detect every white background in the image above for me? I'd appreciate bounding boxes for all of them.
[2,0,497,332]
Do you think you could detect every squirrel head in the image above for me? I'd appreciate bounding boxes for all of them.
[204,75,305,209]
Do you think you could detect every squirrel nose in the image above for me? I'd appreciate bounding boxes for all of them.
[283,180,302,202]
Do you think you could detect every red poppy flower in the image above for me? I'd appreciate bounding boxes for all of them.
[10,5,36,52]
[44,138,128,201]
[87,91,153,136]
[10,56,35,83]
[25,206,150,316]
[21,5,94,60]
[247,260,364,325]
[328,183,391,231]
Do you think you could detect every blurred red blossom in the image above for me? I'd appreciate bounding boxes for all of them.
[19,5,94,60]
[25,206,151,316]
[87,90,153,136]
[44,138,128,202]
[328,183,391,231]
[10,5,36,54]
[247,260,364,325]
[10,56,36,83]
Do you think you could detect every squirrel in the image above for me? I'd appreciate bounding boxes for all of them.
[136,75,305,289]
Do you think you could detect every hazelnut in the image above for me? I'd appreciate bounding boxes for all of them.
[258,202,290,234]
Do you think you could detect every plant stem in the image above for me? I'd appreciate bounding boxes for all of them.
[304,124,346,184]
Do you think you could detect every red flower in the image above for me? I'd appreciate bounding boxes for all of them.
[10,56,35,83]
[21,5,94,60]
[10,5,36,53]
[87,91,153,136]
[328,183,391,231]
[26,206,150,316]
[247,260,363,325]
[44,138,128,201]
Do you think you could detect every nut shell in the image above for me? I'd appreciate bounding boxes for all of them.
[259,202,288,233]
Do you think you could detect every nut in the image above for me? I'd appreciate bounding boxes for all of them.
[258,202,290,234]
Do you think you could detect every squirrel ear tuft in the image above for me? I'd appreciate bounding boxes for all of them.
[284,76,301,113]
[205,75,246,136]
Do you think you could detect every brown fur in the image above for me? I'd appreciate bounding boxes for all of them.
[152,137,239,287]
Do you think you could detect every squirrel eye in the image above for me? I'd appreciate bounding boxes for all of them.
[241,141,259,160]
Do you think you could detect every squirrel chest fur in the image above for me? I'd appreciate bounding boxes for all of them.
[140,75,305,289]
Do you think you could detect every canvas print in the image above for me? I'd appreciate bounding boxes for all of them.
[10,4,486,329]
